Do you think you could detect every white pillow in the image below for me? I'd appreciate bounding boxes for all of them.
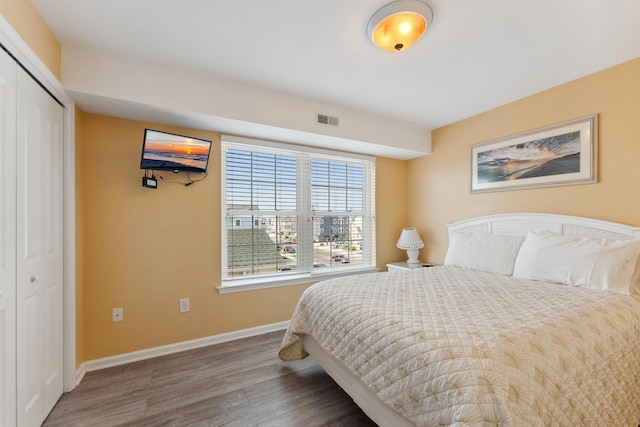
[513,232,601,285]
[444,232,525,275]
[513,231,640,295]
[592,239,640,295]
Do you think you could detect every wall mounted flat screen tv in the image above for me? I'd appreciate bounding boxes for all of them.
[140,129,213,173]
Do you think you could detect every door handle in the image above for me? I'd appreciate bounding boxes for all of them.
[30,276,39,283]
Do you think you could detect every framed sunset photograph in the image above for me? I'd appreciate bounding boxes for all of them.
[470,115,598,193]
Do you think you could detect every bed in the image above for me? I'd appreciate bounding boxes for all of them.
[278,213,640,426]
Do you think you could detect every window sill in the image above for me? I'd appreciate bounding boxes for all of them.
[217,266,380,294]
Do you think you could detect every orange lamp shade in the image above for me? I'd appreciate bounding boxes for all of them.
[367,1,433,52]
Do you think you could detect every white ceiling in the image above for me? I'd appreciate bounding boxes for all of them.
[32,0,640,157]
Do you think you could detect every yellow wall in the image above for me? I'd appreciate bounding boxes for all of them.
[0,0,61,78]
[409,57,640,264]
[77,113,408,361]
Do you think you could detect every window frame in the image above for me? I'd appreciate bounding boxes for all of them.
[219,135,377,294]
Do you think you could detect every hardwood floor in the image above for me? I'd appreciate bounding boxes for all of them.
[43,331,378,426]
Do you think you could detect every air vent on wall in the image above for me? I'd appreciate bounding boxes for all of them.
[316,113,339,127]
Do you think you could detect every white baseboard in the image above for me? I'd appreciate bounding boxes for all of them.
[80,320,290,375]
[75,363,87,386]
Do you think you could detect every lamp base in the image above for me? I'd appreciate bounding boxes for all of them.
[405,248,421,265]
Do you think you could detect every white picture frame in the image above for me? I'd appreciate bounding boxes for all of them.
[470,114,598,193]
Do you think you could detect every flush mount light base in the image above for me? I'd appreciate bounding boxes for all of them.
[367,0,433,52]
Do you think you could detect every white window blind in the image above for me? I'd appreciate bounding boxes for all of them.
[221,135,376,288]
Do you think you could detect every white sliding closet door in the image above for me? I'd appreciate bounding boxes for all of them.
[16,65,64,427]
[0,48,17,427]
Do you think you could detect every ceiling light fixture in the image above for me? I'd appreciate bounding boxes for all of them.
[367,0,433,52]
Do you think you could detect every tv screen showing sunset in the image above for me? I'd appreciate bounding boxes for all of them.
[140,129,212,173]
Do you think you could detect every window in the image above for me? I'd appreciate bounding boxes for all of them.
[221,136,376,290]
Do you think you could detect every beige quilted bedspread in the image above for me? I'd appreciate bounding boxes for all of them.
[279,267,640,426]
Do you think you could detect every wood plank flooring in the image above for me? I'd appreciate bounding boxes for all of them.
[43,330,378,427]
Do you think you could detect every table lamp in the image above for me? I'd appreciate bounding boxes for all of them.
[396,227,424,265]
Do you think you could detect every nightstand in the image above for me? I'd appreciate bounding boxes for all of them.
[386,261,435,271]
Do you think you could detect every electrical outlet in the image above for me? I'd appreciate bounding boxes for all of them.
[180,298,190,313]
[112,307,123,322]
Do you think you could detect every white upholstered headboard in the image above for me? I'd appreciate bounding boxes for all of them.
[448,213,640,242]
